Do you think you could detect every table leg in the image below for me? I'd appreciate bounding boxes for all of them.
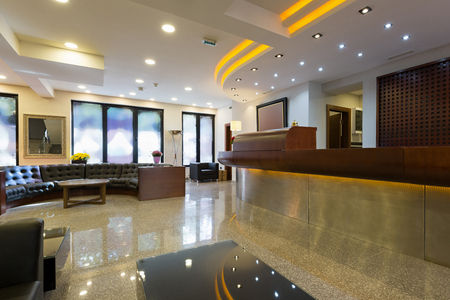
[100,184,106,204]
[63,187,69,209]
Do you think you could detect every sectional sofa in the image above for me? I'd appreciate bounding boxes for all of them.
[0,163,172,215]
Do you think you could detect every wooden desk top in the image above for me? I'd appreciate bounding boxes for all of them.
[58,179,109,187]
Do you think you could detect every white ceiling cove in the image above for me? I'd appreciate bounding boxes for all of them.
[0,0,449,108]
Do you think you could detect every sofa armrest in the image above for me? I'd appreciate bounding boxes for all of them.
[0,218,44,290]
[189,163,201,180]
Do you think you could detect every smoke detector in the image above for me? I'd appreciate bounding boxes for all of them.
[153,83,158,88]
[138,87,144,91]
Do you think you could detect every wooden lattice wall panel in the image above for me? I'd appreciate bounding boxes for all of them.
[378,58,450,147]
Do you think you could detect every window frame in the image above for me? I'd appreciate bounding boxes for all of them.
[182,112,215,166]
[0,93,18,166]
[71,100,164,163]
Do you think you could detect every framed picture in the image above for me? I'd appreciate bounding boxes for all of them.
[256,97,288,131]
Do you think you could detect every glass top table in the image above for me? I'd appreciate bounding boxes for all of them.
[43,226,70,291]
[136,240,315,299]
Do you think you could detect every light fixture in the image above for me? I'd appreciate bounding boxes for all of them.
[206,102,212,105]
[256,92,259,95]
[251,67,258,71]
[150,98,155,101]
[275,54,283,58]
[130,92,136,95]
[85,90,91,93]
[403,35,410,40]
[237,284,242,289]
[231,88,236,90]
[119,94,124,97]
[319,67,323,71]
[145,59,155,65]
[275,291,279,297]
[65,42,78,49]
[236,78,241,81]
[242,99,247,102]
[136,79,144,83]
[339,44,345,49]
[56,0,68,2]
[185,87,192,91]
[292,78,295,82]
[0,75,6,79]
[384,23,393,29]
[78,85,86,89]
[274,73,278,77]
[185,259,192,267]
[271,86,274,89]
[359,6,372,15]
[209,105,213,108]
[300,61,305,65]
[358,52,363,57]
[312,33,323,39]
[230,121,242,137]
[255,82,258,86]
[162,24,175,33]
[193,104,196,106]
[234,94,239,97]
[171,98,177,101]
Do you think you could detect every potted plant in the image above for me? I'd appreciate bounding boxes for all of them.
[152,150,163,164]
[70,153,90,164]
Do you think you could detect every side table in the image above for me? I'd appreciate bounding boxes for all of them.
[43,226,70,292]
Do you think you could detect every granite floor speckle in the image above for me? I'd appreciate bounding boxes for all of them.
[1,180,450,299]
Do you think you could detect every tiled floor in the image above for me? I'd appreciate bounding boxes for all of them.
[2,180,450,299]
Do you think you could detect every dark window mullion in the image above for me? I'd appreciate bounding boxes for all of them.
[102,106,108,162]
[133,109,138,163]
[196,115,201,162]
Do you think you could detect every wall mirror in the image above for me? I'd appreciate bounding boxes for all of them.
[23,114,66,158]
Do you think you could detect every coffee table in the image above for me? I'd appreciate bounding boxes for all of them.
[58,179,109,208]
[43,226,70,292]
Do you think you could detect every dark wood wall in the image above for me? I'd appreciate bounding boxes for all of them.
[377,58,450,147]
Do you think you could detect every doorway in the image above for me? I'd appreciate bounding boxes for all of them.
[326,105,351,149]
[224,123,232,180]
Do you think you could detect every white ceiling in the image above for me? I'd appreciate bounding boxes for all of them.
[0,0,449,108]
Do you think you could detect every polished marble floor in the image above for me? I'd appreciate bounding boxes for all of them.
[1,180,450,299]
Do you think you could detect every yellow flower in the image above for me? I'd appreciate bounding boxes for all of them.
[70,153,91,161]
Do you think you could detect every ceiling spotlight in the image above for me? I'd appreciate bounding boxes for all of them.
[0,75,6,79]
[234,94,239,97]
[275,54,283,58]
[136,79,144,83]
[312,33,323,39]
[339,44,345,49]
[209,105,213,108]
[130,92,136,95]
[271,86,274,89]
[193,104,197,106]
[150,98,155,101]
[251,67,258,71]
[403,35,410,40]
[119,94,124,97]
[56,0,68,2]
[256,92,259,95]
[274,73,278,77]
[292,78,295,82]
[185,87,192,91]
[162,24,175,32]
[65,42,78,49]
[236,78,241,81]
[358,52,363,57]
[384,23,393,29]
[319,68,323,71]
[145,59,155,65]
[359,6,372,15]
[171,98,177,101]
[255,82,258,86]
[231,88,236,90]
[207,102,212,105]
[78,85,86,89]
[300,61,305,65]
[85,90,91,93]
[242,99,247,102]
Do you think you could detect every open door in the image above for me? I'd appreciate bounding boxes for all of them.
[327,105,351,149]
[224,123,232,180]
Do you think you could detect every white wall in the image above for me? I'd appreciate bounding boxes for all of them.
[0,84,216,166]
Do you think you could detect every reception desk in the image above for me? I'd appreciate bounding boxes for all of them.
[218,127,450,268]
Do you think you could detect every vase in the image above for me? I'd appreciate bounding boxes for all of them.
[153,156,161,164]
[72,160,87,164]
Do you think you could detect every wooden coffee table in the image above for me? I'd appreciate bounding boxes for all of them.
[58,179,109,208]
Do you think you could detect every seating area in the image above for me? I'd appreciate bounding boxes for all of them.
[0,163,172,215]
[189,162,219,182]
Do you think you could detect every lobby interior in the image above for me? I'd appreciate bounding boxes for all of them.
[2,0,450,299]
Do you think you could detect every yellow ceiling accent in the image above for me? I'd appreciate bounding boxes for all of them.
[280,0,314,21]
[214,40,254,81]
[220,44,271,86]
[288,0,347,34]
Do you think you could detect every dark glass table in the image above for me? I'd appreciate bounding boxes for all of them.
[136,240,315,299]
[43,226,70,292]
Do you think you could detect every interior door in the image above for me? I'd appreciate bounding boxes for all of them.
[329,113,341,148]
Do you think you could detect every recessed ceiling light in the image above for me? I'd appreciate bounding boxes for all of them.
[403,35,410,40]
[358,52,363,57]
[384,23,393,29]
[251,67,258,71]
[85,90,91,93]
[274,73,278,77]
[312,33,323,39]
[65,42,78,49]
[271,86,274,89]
[0,75,6,79]
[231,88,236,90]
[207,102,212,105]
[275,54,283,58]
[78,85,86,89]
[56,0,68,2]
[234,94,239,97]
[193,104,197,106]
[256,92,259,95]
[255,82,258,86]
[359,6,372,15]
[119,94,124,97]
[209,105,213,108]
[319,68,323,71]
[145,59,155,65]
[171,98,177,101]
[130,92,136,96]
[236,78,241,81]
[242,99,247,102]
[339,44,345,49]
[300,61,305,65]
[162,24,175,33]
[292,78,295,82]
[185,87,192,91]
[136,79,144,83]
[150,98,155,101]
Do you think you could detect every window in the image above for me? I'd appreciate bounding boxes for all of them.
[72,101,163,163]
[182,112,214,165]
[0,93,18,166]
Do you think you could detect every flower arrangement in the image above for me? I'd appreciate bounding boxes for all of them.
[70,153,90,161]
[152,150,163,157]
[231,136,235,144]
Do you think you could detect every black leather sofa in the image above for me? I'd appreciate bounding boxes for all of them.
[0,163,172,214]
[0,218,44,300]
[189,162,219,181]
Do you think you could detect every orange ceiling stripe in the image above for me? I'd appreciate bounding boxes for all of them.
[288,0,347,34]
[214,40,254,81]
[220,44,271,86]
[280,0,314,21]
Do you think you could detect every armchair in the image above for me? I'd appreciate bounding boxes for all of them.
[190,162,219,182]
[0,218,44,300]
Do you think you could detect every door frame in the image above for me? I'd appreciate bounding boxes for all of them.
[326,104,352,149]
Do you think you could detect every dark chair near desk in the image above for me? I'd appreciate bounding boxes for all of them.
[0,218,44,300]
[190,162,219,182]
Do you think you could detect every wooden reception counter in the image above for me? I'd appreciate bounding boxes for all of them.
[218,127,450,268]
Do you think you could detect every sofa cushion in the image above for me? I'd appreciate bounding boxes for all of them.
[40,164,85,189]
[0,281,43,300]
[4,166,43,187]
[126,178,139,190]
[85,163,122,180]
[201,169,215,175]
[5,186,27,202]
[120,163,153,178]
[108,178,129,189]
[24,182,55,197]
